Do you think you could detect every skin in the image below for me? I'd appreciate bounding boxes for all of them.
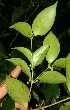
[0,66,26,110]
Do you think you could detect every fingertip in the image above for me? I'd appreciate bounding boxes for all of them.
[9,66,22,78]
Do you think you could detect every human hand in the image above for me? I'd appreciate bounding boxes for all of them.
[0,66,25,110]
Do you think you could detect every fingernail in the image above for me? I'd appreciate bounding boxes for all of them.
[16,66,22,69]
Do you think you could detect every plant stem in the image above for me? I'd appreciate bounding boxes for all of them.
[31,38,32,52]
[28,38,34,102]
[33,96,70,110]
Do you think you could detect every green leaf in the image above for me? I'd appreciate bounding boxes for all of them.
[39,84,60,104]
[2,96,15,110]
[32,91,39,101]
[36,71,66,84]
[9,49,26,59]
[48,84,60,99]
[9,22,32,38]
[33,45,49,67]
[53,58,66,68]
[0,0,4,6]
[6,58,31,78]
[59,101,70,110]
[0,73,6,83]
[12,7,26,23]
[0,42,8,61]
[6,76,29,107]
[66,53,70,91]
[13,47,32,62]
[43,31,60,63]
[32,2,58,36]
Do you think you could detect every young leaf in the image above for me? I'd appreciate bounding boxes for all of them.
[12,47,32,62]
[66,53,70,91]
[33,45,49,67]
[43,31,60,63]
[6,58,31,78]
[32,2,58,36]
[6,76,29,107]
[36,71,66,84]
[9,22,32,38]
[59,101,70,110]
[53,58,66,68]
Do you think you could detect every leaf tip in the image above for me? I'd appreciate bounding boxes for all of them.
[9,25,13,29]
[54,1,58,8]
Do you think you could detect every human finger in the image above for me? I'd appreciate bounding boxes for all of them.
[9,66,22,78]
[0,66,22,100]
[15,102,26,110]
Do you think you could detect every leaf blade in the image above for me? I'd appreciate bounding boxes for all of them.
[12,7,26,23]
[53,58,66,68]
[59,101,70,110]
[6,76,29,107]
[32,2,58,36]
[6,58,31,78]
[12,47,32,62]
[66,53,70,91]
[9,22,32,38]
[2,97,15,110]
[36,71,66,84]
[33,45,49,67]
[43,31,60,63]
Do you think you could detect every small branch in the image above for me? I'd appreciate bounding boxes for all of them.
[28,75,34,102]
[28,38,34,102]
[34,97,70,110]
[26,5,39,22]
[10,32,19,47]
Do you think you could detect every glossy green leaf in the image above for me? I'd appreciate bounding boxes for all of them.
[53,58,66,68]
[2,96,15,110]
[39,84,60,104]
[46,84,60,99]
[47,84,60,99]
[6,76,29,107]
[33,45,49,67]
[36,71,66,84]
[13,47,32,62]
[9,22,32,38]
[43,31,60,63]
[6,58,31,78]
[12,7,26,23]
[66,53,70,91]
[32,2,58,36]
[59,101,70,110]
